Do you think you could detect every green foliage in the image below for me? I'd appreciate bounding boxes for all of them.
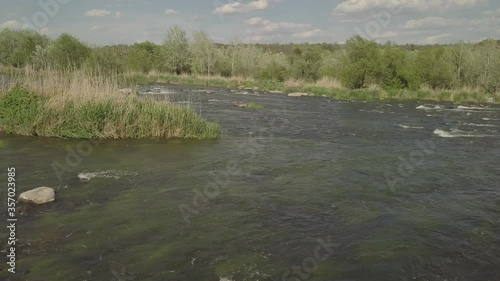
[340,35,381,89]
[258,59,288,82]
[126,42,165,73]
[163,25,191,74]
[379,47,409,89]
[86,45,127,74]
[0,29,49,67]
[0,86,221,139]
[288,46,322,81]
[414,47,453,89]
[49,33,91,69]
[247,103,264,109]
[0,86,43,134]
[1,28,500,97]
[190,31,217,75]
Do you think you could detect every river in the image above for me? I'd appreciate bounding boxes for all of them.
[0,84,499,281]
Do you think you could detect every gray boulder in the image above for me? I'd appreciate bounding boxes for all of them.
[18,187,55,205]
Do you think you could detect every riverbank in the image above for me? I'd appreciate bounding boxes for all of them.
[124,72,500,105]
[0,70,221,139]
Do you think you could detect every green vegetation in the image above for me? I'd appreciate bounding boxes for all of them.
[0,140,6,149]
[0,27,499,103]
[247,103,264,109]
[0,72,221,139]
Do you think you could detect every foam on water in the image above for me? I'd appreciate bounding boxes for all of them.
[359,109,384,114]
[397,124,424,129]
[78,170,138,181]
[433,129,494,138]
[462,123,496,127]
[417,105,443,110]
[457,105,500,111]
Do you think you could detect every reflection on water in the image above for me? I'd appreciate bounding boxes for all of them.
[0,84,499,281]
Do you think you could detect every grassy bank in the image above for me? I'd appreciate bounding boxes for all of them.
[0,70,221,139]
[123,72,500,105]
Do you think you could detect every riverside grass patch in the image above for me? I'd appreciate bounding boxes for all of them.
[0,86,221,139]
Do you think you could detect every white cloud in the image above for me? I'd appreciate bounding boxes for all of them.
[245,17,324,42]
[164,9,179,16]
[90,25,100,31]
[0,20,28,29]
[213,0,281,15]
[292,29,324,39]
[470,16,500,26]
[374,31,399,39]
[247,34,283,43]
[483,8,500,16]
[245,17,313,33]
[334,0,487,14]
[245,17,270,26]
[114,11,125,19]
[420,33,453,44]
[84,9,112,17]
[401,17,462,29]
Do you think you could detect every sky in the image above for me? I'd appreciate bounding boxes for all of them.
[0,0,499,46]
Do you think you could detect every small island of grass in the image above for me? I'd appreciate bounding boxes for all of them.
[0,70,221,139]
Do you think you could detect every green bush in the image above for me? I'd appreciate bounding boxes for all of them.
[0,86,43,134]
[49,33,91,69]
[339,35,381,89]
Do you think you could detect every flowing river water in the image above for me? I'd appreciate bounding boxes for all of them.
[0,85,499,281]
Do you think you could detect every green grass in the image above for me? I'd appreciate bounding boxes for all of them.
[0,86,221,139]
[247,103,264,109]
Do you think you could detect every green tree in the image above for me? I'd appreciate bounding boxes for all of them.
[0,29,49,67]
[163,25,191,74]
[288,46,322,81]
[414,47,453,89]
[379,47,409,89]
[190,31,216,76]
[49,33,91,69]
[339,35,381,89]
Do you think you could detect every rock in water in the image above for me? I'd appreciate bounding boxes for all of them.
[18,187,55,205]
[288,92,309,97]
[233,103,248,108]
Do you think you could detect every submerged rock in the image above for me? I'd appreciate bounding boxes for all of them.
[233,103,248,108]
[18,187,55,205]
[288,92,309,97]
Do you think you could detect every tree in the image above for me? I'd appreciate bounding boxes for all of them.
[49,33,91,69]
[288,46,322,81]
[0,29,49,67]
[379,47,409,89]
[339,35,381,89]
[414,47,453,89]
[163,25,191,74]
[190,30,216,76]
[474,39,500,93]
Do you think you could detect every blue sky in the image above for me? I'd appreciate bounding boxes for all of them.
[1,0,499,45]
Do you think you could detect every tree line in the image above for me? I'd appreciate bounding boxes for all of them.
[0,25,499,93]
